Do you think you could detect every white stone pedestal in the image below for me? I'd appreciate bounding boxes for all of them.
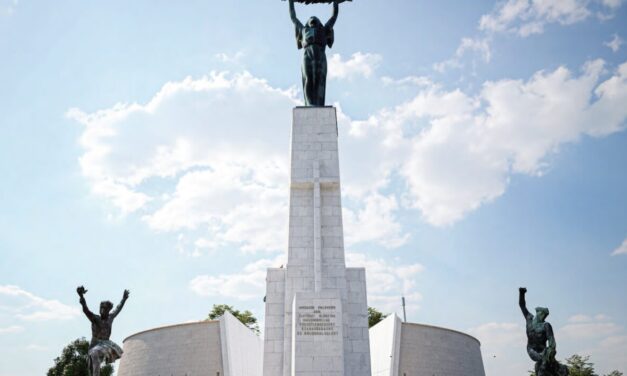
[262,107,371,376]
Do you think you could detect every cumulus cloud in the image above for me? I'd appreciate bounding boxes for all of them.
[71,58,627,247]
[433,37,492,72]
[70,72,298,253]
[343,193,409,248]
[189,252,423,315]
[190,255,285,300]
[0,285,79,321]
[381,75,434,87]
[345,252,424,314]
[436,0,623,71]
[479,0,620,37]
[328,52,382,80]
[612,238,627,255]
[605,34,624,52]
[71,68,409,254]
[215,51,246,64]
[561,313,623,339]
[356,60,627,225]
[559,314,627,373]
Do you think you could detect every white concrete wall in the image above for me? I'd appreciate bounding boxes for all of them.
[397,323,485,376]
[343,268,371,376]
[263,268,286,376]
[369,314,401,376]
[220,311,263,376]
[117,321,224,376]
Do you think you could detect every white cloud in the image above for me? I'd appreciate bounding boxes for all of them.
[345,252,424,315]
[72,58,627,243]
[190,255,285,300]
[381,76,434,87]
[71,68,409,254]
[70,72,298,253]
[558,314,627,373]
[215,51,246,64]
[357,60,627,225]
[189,252,423,316]
[478,0,613,37]
[0,285,79,321]
[605,34,624,52]
[0,325,24,334]
[467,322,528,376]
[561,314,622,339]
[343,193,409,248]
[612,238,627,255]
[436,0,623,71]
[328,52,382,80]
[434,37,491,73]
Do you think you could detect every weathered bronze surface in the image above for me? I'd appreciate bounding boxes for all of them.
[77,286,129,376]
[519,288,569,376]
[288,0,340,106]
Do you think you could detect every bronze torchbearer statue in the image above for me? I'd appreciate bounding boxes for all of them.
[519,288,569,376]
[287,0,345,106]
[77,286,129,376]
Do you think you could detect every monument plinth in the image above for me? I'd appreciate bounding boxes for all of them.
[263,107,371,376]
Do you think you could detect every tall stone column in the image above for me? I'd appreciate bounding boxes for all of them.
[263,107,371,376]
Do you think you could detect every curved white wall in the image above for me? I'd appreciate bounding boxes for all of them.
[117,321,224,376]
[398,323,485,376]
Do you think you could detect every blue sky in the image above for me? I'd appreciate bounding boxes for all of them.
[1,0,626,375]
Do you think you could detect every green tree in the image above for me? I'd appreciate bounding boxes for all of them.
[566,354,598,376]
[206,304,259,334]
[47,338,114,376]
[604,371,623,376]
[368,307,389,328]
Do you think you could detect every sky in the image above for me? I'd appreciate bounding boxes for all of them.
[0,0,626,375]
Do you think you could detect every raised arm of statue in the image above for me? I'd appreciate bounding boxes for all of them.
[289,0,303,28]
[519,287,532,321]
[77,286,96,322]
[110,289,129,319]
[326,0,339,29]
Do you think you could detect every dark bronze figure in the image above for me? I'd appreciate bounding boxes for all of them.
[288,0,339,106]
[77,286,129,376]
[519,288,569,376]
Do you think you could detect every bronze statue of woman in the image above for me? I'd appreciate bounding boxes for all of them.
[288,0,339,106]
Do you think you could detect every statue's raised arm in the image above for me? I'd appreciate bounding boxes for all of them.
[77,285,96,322]
[110,289,130,319]
[289,0,303,28]
[326,0,339,29]
[519,287,532,321]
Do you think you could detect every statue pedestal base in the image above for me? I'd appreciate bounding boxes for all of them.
[262,107,371,376]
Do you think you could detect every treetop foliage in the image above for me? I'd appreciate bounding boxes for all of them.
[207,303,260,334]
[47,338,114,376]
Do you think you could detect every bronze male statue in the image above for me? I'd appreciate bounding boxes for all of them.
[519,287,569,376]
[288,0,339,106]
[77,286,129,376]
